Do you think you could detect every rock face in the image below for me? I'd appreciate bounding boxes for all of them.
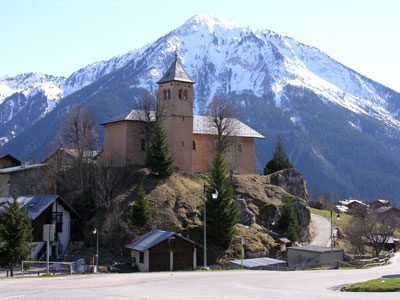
[232,169,311,243]
[236,198,256,226]
[269,169,308,201]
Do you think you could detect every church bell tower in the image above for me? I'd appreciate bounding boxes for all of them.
[157,53,194,171]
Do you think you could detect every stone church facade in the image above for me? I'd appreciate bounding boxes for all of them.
[102,55,264,174]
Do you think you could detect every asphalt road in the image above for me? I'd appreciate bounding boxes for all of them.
[1,253,400,300]
[310,213,332,247]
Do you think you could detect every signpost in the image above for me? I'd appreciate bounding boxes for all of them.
[43,224,55,274]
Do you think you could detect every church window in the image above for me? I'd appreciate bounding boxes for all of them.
[182,141,184,147]
[141,139,146,151]
[179,89,183,99]
[163,90,167,100]
[183,90,188,100]
[238,143,242,152]
[193,140,196,150]
[167,89,171,99]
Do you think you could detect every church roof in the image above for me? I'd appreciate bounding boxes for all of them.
[193,115,265,139]
[101,110,265,139]
[157,54,194,84]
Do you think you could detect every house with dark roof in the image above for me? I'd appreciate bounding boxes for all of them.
[0,154,21,169]
[0,195,80,260]
[125,230,199,272]
[102,53,265,174]
[0,162,48,196]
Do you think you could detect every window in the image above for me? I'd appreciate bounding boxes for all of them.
[182,141,184,147]
[193,140,196,150]
[179,89,182,99]
[168,237,175,251]
[163,90,167,100]
[238,143,242,152]
[141,139,146,151]
[167,89,171,99]
[183,90,188,100]
[139,251,144,263]
[52,212,63,233]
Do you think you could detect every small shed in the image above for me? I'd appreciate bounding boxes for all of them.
[229,257,287,270]
[287,245,344,268]
[125,230,199,272]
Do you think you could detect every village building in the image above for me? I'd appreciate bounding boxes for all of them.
[287,245,344,268]
[125,230,200,272]
[102,54,265,174]
[0,160,48,196]
[0,195,80,260]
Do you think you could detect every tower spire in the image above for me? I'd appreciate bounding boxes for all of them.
[175,51,178,61]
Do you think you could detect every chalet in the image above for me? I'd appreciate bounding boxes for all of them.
[43,148,99,169]
[371,199,391,210]
[338,199,369,214]
[0,195,80,260]
[375,206,400,219]
[125,230,200,272]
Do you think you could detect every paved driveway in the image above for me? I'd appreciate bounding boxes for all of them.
[1,253,400,300]
[310,213,332,247]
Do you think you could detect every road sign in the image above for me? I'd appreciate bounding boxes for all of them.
[43,224,55,242]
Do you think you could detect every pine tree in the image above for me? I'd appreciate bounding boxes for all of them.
[278,197,300,242]
[205,152,238,249]
[131,184,152,226]
[264,137,293,175]
[0,189,33,276]
[145,120,174,178]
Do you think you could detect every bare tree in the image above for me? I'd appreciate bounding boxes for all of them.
[133,89,160,149]
[205,95,237,153]
[345,218,367,255]
[59,106,99,159]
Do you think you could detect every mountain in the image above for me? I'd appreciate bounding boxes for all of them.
[1,14,400,204]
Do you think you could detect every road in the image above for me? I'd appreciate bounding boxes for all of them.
[1,253,400,300]
[310,213,332,247]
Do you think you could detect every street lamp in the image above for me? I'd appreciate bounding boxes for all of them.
[93,228,99,273]
[330,211,341,268]
[203,184,218,269]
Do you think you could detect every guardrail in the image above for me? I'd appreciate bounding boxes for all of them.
[21,260,74,276]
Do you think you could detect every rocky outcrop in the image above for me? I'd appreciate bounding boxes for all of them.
[269,169,308,201]
[236,198,255,226]
[232,171,311,243]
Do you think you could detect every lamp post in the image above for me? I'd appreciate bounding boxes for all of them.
[203,184,218,269]
[330,211,341,267]
[93,228,99,273]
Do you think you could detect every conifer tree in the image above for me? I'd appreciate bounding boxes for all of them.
[264,137,293,175]
[278,197,300,242]
[0,189,33,276]
[145,119,174,178]
[205,152,238,249]
[131,184,152,226]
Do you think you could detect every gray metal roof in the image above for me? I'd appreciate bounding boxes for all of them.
[100,110,156,125]
[0,163,47,174]
[102,110,264,139]
[229,257,286,268]
[125,230,199,252]
[287,245,343,253]
[193,115,265,139]
[157,55,194,84]
[0,195,80,220]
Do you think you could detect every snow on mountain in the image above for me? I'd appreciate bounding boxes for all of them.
[1,14,400,145]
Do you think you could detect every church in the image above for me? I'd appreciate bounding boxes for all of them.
[101,54,265,174]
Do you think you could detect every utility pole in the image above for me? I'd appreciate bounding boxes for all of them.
[93,228,99,272]
[203,183,207,269]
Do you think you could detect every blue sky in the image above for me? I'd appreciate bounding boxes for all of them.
[1,0,399,92]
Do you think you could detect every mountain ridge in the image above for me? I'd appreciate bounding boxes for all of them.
[1,14,400,204]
